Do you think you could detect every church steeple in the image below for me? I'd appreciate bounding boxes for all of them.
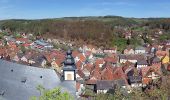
[63,50,76,81]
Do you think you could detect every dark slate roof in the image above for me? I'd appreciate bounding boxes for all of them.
[119,55,126,59]
[151,56,160,63]
[0,60,76,100]
[63,50,76,71]
[135,46,145,50]
[128,76,142,84]
[96,80,126,90]
[137,60,148,65]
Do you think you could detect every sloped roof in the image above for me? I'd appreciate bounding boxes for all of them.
[0,60,76,100]
[151,56,161,63]
[135,46,145,50]
[96,80,126,90]
[137,60,148,65]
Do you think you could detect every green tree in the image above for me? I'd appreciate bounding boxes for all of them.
[112,38,127,52]
[20,45,26,54]
[30,85,74,100]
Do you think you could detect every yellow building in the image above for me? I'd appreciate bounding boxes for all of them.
[162,55,169,64]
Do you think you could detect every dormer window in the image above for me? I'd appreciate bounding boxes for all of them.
[0,90,5,96]
[11,69,13,72]
[21,77,27,83]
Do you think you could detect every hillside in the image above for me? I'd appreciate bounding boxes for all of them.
[0,16,170,48]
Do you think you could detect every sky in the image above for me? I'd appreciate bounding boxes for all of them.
[0,0,170,19]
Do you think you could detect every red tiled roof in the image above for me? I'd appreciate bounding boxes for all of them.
[122,65,129,73]
[8,41,17,48]
[101,67,113,80]
[77,69,85,78]
[85,79,97,85]
[44,53,52,62]
[83,63,94,72]
[55,59,63,67]
[141,63,162,77]
[95,58,105,66]
[104,57,117,63]
[23,43,31,47]
[16,38,29,43]
[90,68,101,80]
[76,60,83,70]
[141,66,151,77]
[156,50,167,57]
[78,54,86,62]
[72,50,80,58]
[143,78,152,84]
[85,51,92,57]
[76,82,81,91]
[112,67,127,80]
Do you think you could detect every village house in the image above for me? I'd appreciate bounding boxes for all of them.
[164,40,170,46]
[119,55,127,63]
[75,60,84,70]
[125,55,137,64]
[123,64,142,87]
[137,60,148,69]
[128,75,142,88]
[104,57,117,67]
[72,50,80,58]
[15,38,29,44]
[51,59,63,72]
[74,53,86,63]
[96,48,104,54]
[76,69,85,80]
[162,55,170,64]
[124,48,135,55]
[95,80,127,94]
[32,39,53,50]
[103,47,117,54]
[141,63,162,85]
[82,45,97,54]
[76,81,85,98]
[119,54,144,64]
[85,51,93,60]
[20,51,36,63]
[95,58,105,68]
[13,54,20,62]
[124,31,132,39]
[35,55,47,67]
[150,56,161,65]
[135,46,146,54]
[156,50,168,59]
[82,67,91,78]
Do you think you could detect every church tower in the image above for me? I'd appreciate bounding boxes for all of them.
[63,50,76,81]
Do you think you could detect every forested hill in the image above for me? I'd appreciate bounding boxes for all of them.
[0,16,170,47]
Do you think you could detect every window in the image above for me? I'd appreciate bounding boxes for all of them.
[67,74,73,80]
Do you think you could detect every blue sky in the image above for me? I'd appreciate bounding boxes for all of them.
[0,0,170,19]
